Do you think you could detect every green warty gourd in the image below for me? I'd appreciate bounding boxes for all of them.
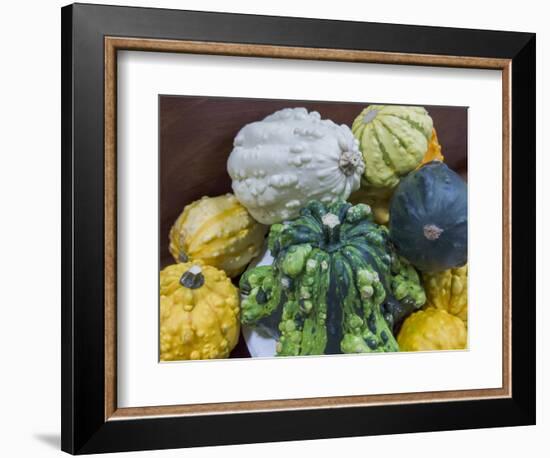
[240,200,426,356]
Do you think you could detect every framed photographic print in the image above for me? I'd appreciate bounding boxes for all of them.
[61,3,536,454]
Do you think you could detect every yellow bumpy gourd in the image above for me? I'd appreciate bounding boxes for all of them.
[423,264,467,323]
[169,193,267,277]
[160,261,240,361]
[397,308,467,351]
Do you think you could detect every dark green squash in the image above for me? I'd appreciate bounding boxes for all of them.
[240,200,426,356]
[389,161,467,272]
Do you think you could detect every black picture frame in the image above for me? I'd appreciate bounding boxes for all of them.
[61,3,536,454]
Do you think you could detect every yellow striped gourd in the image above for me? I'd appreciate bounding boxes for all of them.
[169,194,267,277]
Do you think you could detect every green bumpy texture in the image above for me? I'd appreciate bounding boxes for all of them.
[240,200,426,356]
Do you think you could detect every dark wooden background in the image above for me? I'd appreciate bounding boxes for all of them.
[159,95,467,358]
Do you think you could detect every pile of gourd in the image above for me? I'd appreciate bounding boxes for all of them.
[160,106,468,361]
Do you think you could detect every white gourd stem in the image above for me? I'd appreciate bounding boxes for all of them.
[363,109,379,124]
[322,213,341,245]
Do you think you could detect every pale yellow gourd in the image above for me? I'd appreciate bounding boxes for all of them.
[352,105,435,189]
[169,193,267,277]
[160,261,240,361]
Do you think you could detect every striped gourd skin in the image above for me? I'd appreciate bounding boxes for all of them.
[240,200,404,355]
[349,128,443,226]
[352,105,433,190]
[169,194,267,278]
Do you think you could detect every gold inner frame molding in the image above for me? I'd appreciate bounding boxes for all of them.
[104,36,512,421]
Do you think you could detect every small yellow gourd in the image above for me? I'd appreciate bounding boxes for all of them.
[160,261,240,361]
[348,185,393,226]
[397,308,467,351]
[169,193,267,277]
[423,264,468,323]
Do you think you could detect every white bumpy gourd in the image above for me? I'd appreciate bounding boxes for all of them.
[227,108,365,224]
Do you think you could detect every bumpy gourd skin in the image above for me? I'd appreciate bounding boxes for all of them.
[169,193,267,277]
[160,261,240,361]
[240,200,426,356]
[423,264,468,323]
[227,108,365,225]
[397,308,467,351]
[384,255,427,331]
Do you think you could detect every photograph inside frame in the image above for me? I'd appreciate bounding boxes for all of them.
[159,96,468,361]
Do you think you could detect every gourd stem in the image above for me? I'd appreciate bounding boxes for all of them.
[339,151,359,176]
[363,109,379,124]
[180,265,205,289]
[423,224,443,241]
[321,213,341,247]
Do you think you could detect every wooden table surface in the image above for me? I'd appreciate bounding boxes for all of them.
[159,95,468,358]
